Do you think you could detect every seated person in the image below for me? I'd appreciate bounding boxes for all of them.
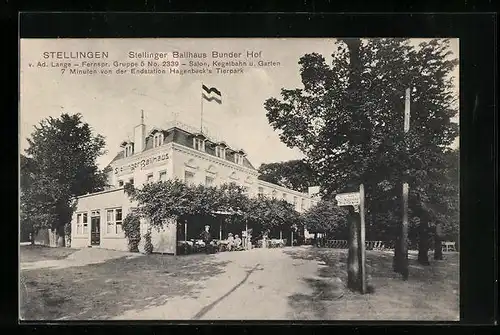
[234,235,242,250]
[226,233,234,251]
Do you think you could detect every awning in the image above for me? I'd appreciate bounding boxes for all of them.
[211,209,243,216]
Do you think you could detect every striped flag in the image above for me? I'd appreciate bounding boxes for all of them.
[202,84,222,104]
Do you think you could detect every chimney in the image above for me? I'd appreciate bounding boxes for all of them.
[134,110,146,153]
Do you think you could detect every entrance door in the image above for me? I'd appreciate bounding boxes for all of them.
[90,211,101,246]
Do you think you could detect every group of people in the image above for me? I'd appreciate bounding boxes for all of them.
[224,232,243,251]
[200,225,244,254]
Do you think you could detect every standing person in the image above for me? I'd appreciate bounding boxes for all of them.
[227,233,234,251]
[200,225,213,254]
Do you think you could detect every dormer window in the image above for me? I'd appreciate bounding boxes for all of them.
[124,143,134,157]
[193,138,205,152]
[234,153,244,165]
[215,146,226,159]
[153,132,164,148]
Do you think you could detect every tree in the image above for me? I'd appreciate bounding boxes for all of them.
[258,159,319,193]
[21,113,108,246]
[303,200,349,239]
[127,180,301,244]
[264,38,459,283]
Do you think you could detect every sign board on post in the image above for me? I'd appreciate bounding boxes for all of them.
[335,192,361,207]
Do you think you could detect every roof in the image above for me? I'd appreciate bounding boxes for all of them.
[108,121,256,170]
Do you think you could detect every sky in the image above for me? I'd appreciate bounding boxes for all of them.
[20,38,459,169]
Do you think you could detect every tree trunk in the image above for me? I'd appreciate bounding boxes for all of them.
[393,236,400,272]
[347,209,360,291]
[418,217,430,265]
[434,223,443,260]
[434,236,443,260]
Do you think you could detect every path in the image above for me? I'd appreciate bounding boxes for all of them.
[20,248,143,270]
[113,246,322,320]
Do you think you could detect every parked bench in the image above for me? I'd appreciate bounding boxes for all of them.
[441,241,456,252]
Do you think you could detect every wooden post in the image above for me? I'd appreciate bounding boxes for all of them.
[394,87,411,279]
[291,231,294,247]
[359,184,367,294]
[184,221,187,242]
[280,230,283,240]
[402,182,409,270]
[219,222,222,240]
[401,87,411,279]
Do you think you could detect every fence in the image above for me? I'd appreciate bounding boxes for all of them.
[323,239,457,252]
[324,240,390,250]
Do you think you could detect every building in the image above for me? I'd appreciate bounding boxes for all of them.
[71,116,319,253]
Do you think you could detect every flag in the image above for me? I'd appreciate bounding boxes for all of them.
[202,84,222,104]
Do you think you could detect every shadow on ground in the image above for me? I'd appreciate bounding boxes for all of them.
[20,248,230,320]
[285,248,346,319]
[284,247,459,320]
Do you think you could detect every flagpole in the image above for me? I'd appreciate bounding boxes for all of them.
[200,82,204,134]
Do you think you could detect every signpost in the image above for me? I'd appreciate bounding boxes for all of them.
[335,192,360,207]
[335,184,367,294]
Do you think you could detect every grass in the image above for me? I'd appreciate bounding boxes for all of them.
[20,246,229,320]
[285,248,459,321]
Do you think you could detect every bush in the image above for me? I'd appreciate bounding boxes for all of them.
[123,212,141,252]
[64,222,71,247]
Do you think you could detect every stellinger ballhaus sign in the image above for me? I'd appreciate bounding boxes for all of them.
[335,192,361,207]
[114,152,169,175]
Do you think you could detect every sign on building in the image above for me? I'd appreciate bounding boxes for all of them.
[335,192,361,206]
[114,151,169,176]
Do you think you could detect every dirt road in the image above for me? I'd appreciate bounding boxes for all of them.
[113,246,323,320]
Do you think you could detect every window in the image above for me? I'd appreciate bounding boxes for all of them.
[193,138,205,151]
[272,190,277,199]
[282,193,287,201]
[205,175,214,186]
[118,180,124,187]
[159,170,167,182]
[76,213,82,235]
[116,209,123,233]
[83,213,88,233]
[258,187,264,198]
[301,198,306,211]
[153,133,164,148]
[124,144,134,157]
[293,197,298,209]
[185,171,195,184]
[146,173,154,183]
[106,208,123,234]
[76,212,88,235]
[215,146,226,159]
[234,153,244,165]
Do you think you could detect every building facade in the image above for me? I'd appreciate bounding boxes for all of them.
[71,118,319,252]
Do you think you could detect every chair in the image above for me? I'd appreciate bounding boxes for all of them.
[442,241,456,252]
